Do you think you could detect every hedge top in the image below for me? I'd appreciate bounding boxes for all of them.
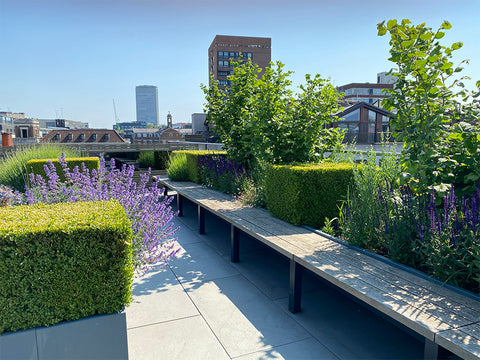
[0,200,130,237]
[171,150,227,156]
[26,157,100,167]
[271,162,354,171]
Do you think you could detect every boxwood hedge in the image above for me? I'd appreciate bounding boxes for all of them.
[26,157,100,182]
[0,200,133,334]
[264,163,355,228]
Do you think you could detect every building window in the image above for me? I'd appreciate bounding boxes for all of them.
[339,109,360,122]
[53,133,61,141]
[217,70,232,76]
[79,133,85,141]
[218,80,231,86]
[66,133,73,141]
[92,133,97,141]
[218,60,230,67]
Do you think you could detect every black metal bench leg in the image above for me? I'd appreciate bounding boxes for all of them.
[289,259,303,313]
[177,194,183,217]
[231,225,240,263]
[424,338,439,360]
[198,205,205,234]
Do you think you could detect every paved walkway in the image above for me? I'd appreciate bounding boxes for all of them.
[126,199,425,360]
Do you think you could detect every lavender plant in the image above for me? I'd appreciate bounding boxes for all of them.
[0,185,23,207]
[25,155,179,275]
[343,181,480,293]
[197,153,246,196]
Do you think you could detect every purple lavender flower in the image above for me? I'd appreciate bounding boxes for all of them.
[26,153,179,275]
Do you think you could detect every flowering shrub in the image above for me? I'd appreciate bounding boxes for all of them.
[24,155,178,275]
[197,153,246,196]
[0,185,23,207]
[343,183,480,293]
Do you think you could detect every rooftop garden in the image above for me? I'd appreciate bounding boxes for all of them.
[167,19,480,294]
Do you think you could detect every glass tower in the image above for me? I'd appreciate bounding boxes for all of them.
[135,85,159,126]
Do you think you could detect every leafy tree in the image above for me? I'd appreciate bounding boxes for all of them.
[201,60,344,166]
[377,19,480,196]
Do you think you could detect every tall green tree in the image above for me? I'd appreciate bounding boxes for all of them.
[201,60,344,165]
[378,19,480,196]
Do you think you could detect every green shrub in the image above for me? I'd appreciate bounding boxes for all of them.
[0,200,133,334]
[138,152,155,169]
[167,152,189,181]
[340,146,400,252]
[26,157,100,183]
[168,150,227,183]
[154,151,171,170]
[265,163,354,228]
[0,145,79,192]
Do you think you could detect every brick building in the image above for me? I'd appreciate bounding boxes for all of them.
[208,35,271,88]
[41,129,125,143]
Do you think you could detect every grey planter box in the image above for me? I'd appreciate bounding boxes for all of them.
[0,311,128,360]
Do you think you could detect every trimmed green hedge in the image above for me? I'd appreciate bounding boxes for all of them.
[0,200,133,334]
[265,163,355,228]
[26,157,100,182]
[168,150,227,183]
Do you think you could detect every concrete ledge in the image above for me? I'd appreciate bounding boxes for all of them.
[0,312,128,360]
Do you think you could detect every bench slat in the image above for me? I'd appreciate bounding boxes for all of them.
[435,322,480,360]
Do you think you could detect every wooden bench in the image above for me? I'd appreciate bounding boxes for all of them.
[156,176,480,360]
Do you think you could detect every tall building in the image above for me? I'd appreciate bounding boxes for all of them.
[136,85,159,126]
[208,35,271,87]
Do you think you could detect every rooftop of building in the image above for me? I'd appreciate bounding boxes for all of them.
[337,83,394,90]
[40,129,125,143]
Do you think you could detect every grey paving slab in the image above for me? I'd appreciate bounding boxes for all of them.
[169,240,240,284]
[230,245,290,300]
[174,219,204,246]
[126,266,198,329]
[275,289,424,360]
[233,337,339,360]
[127,315,230,360]
[183,274,311,358]
[230,241,323,301]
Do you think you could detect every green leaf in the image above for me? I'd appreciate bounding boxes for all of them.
[401,39,415,48]
[387,19,397,30]
[415,59,427,67]
[441,21,452,30]
[435,31,445,39]
[420,33,433,41]
[451,42,463,50]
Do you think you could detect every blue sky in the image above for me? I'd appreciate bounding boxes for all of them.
[1,0,479,128]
